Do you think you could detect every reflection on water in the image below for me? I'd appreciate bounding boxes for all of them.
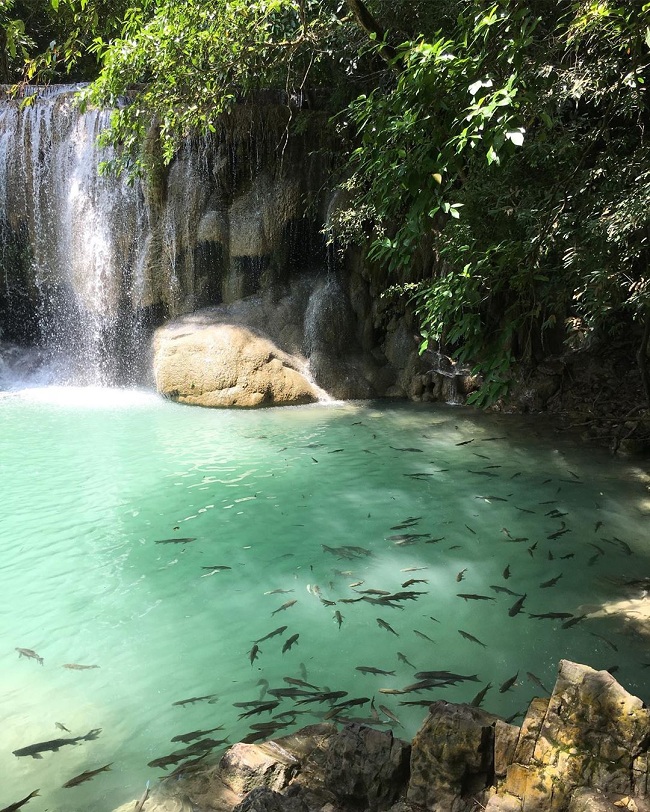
[0,391,648,811]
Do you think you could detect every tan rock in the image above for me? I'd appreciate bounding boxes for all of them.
[153,320,320,408]
[219,741,301,795]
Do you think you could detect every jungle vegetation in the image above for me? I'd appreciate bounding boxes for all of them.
[1,0,649,406]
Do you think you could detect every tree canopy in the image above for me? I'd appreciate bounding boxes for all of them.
[3,0,650,406]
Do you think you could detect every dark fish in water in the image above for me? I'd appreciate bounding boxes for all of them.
[268,687,310,698]
[529,612,572,620]
[539,574,562,588]
[62,663,99,670]
[390,517,422,529]
[402,578,428,588]
[413,629,435,642]
[271,600,297,615]
[455,439,474,445]
[547,526,571,540]
[527,542,538,557]
[465,524,477,534]
[503,564,511,579]
[0,790,40,812]
[249,645,261,665]
[334,610,344,628]
[296,691,347,705]
[171,726,224,743]
[263,588,293,595]
[508,594,527,616]
[401,567,428,572]
[15,648,43,665]
[398,699,435,706]
[378,704,402,726]
[425,536,446,543]
[390,446,423,452]
[284,677,320,690]
[415,671,480,683]
[470,683,492,707]
[590,632,618,651]
[282,633,299,653]
[172,694,218,706]
[467,470,498,478]
[356,666,396,676]
[13,728,101,759]
[202,565,231,572]
[376,618,399,636]
[594,520,603,532]
[155,537,196,544]
[388,533,428,542]
[397,652,415,668]
[456,568,467,582]
[254,626,287,644]
[457,593,495,602]
[458,629,486,648]
[62,763,112,788]
[134,781,150,812]
[561,614,588,629]
[499,672,519,693]
[526,672,550,695]
[55,722,70,733]
[238,701,280,719]
[490,585,521,596]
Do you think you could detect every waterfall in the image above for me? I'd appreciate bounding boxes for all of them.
[0,86,154,385]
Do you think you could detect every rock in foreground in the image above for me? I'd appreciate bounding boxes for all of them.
[113,661,650,812]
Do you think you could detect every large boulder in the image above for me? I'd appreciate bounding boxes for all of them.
[153,319,320,408]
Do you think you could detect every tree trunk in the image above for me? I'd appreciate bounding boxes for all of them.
[344,0,403,70]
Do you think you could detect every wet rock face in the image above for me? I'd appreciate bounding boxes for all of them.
[114,660,650,812]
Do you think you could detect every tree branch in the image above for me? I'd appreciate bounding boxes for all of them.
[344,0,403,70]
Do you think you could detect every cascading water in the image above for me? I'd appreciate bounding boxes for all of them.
[0,86,152,386]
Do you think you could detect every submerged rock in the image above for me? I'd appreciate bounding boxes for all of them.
[113,660,650,812]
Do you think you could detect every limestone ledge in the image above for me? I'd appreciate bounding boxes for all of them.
[113,660,650,812]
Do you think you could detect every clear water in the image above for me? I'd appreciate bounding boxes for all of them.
[1,390,649,811]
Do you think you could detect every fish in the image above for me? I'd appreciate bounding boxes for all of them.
[268,687,310,698]
[376,618,399,635]
[257,679,269,699]
[15,648,43,665]
[561,614,588,629]
[397,652,415,668]
[458,629,486,648]
[594,520,603,532]
[356,666,396,676]
[237,701,280,719]
[263,589,293,595]
[202,565,231,572]
[171,726,224,743]
[527,542,538,557]
[398,699,435,706]
[490,585,521,596]
[334,610,344,628]
[284,677,320,690]
[271,600,297,615]
[402,578,428,587]
[134,781,150,812]
[503,564,511,579]
[13,728,101,759]
[456,568,467,582]
[457,593,495,601]
[526,672,550,695]
[378,704,402,726]
[62,663,99,670]
[401,567,428,572]
[508,594,527,616]
[282,633,299,653]
[155,537,196,544]
[415,670,480,683]
[296,691,347,705]
[529,612,573,620]
[590,632,618,651]
[55,722,71,733]
[172,694,218,706]
[249,645,261,665]
[470,683,492,707]
[455,439,474,445]
[62,763,112,788]
[0,790,40,812]
[499,672,519,693]
[413,630,435,642]
[539,575,562,588]
[254,626,287,643]
[379,688,408,695]
[390,446,423,452]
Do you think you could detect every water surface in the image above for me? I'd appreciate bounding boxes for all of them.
[1,390,648,811]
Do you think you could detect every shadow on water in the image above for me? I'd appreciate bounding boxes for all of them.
[0,396,649,812]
